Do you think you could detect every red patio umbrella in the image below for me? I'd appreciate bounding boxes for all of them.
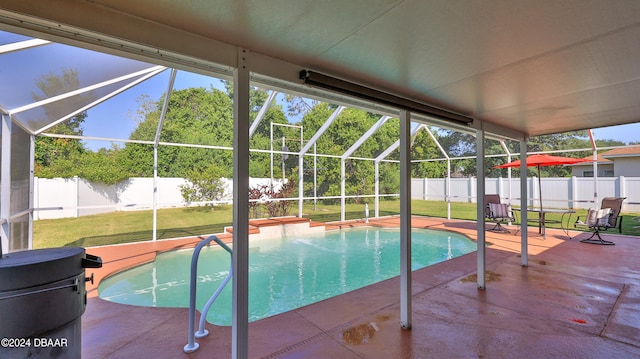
[494,154,586,209]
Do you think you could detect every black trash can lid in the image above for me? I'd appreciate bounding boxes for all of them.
[0,247,85,291]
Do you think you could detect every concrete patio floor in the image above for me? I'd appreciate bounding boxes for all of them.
[81,216,640,358]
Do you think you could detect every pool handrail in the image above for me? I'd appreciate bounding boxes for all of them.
[184,235,233,354]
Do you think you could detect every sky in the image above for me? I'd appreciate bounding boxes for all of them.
[81,68,640,151]
[589,123,640,144]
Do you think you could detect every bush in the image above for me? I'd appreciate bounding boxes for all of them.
[180,164,226,207]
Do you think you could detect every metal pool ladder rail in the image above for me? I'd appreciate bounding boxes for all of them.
[184,235,233,353]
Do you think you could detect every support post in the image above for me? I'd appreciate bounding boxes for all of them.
[476,128,486,289]
[399,110,412,329]
[28,135,35,249]
[1,114,11,254]
[340,160,346,222]
[520,140,528,266]
[374,162,380,218]
[232,48,250,359]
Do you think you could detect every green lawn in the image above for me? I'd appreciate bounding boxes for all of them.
[33,200,640,249]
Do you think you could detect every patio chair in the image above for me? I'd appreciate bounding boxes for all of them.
[484,194,515,233]
[574,197,625,245]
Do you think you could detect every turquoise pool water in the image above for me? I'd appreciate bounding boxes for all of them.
[98,227,475,325]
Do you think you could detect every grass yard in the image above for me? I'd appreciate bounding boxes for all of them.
[33,200,640,249]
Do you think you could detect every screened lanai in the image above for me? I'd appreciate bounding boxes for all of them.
[1,26,531,357]
[2,2,640,358]
[2,27,539,254]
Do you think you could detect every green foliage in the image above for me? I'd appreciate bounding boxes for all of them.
[33,68,89,178]
[411,128,447,178]
[179,163,227,206]
[77,147,130,184]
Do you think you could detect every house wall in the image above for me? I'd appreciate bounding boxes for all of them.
[571,164,614,177]
[613,157,640,177]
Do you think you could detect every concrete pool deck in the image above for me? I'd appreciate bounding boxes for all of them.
[82,216,640,358]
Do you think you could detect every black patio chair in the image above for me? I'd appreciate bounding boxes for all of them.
[574,197,625,245]
[484,194,515,233]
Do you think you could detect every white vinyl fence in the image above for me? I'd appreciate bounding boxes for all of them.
[411,176,640,212]
[33,177,281,220]
[34,176,640,220]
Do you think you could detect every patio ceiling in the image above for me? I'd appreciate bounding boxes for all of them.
[1,1,640,139]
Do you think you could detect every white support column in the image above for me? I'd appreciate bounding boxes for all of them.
[299,154,304,217]
[374,162,380,218]
[1,114,11,254]
[28,135,35,249]
[446,160,451,219]
[270,122,274,184]
[340,160,346,222]
[232,48,250,359]
[475,128,486,289]
[399,110,412,329]
[153,146,158,240]
[520,140,528,267]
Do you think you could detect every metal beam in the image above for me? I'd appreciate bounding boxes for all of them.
[300,106,343,219]
[232,48,250,359]
[476,128,486,289]
[300,106,344,155]
[374,123,423,163]
[399,110,412,329]
[341,115,390,160]
[373,123,423,220]
[425,126,451,219]
[340,115,391,221]
[35,66,167,135]
[1,114,11,255]
[520,140,529,266]
[249,90,278,137]
[152,69,177,241]
[0,38,49,54]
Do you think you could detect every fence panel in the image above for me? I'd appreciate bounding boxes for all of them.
[34,176,640,220]
[34,178,78,219]
[78,179,117,216]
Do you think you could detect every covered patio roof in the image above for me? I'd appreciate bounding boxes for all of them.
[1,1,640,138]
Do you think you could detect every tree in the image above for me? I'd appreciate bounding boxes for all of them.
[411,128,448,178]
[33,68,89,177]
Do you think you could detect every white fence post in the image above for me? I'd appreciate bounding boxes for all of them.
[75,176,80,218]
[570,176,577,209]
[423,178,428,200]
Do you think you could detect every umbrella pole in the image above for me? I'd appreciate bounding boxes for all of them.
[538,165,542,211]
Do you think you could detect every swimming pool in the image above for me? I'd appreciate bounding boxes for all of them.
[98,227,475,325]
